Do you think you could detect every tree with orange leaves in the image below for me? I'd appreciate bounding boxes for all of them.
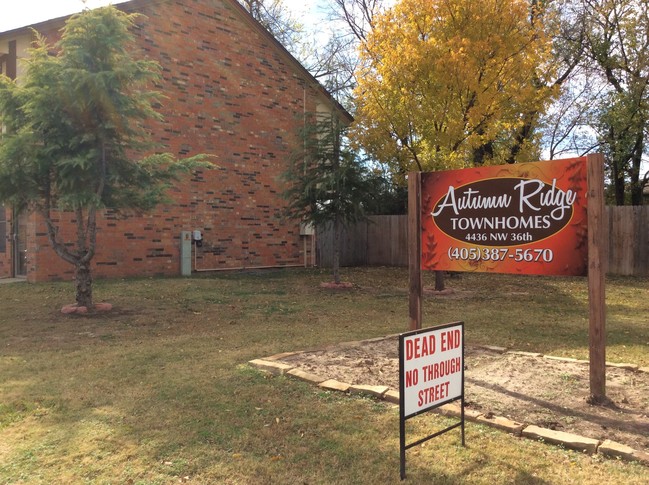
[352,0,558,178]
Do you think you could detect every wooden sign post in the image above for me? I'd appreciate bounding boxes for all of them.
[587,153,607,403]
[408,172,422,331]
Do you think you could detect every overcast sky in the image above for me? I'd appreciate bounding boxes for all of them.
[0,0,321,32]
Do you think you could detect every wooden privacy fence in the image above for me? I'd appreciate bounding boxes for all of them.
[317,207,649,276]
[317,215,408,267]
[606,206,649,275]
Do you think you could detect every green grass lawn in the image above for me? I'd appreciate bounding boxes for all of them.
[0,268,647,484]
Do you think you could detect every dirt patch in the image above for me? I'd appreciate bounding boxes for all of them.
[60,302,114,314]
[278,336,649,453]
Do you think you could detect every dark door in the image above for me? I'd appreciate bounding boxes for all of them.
[12,210,27,277]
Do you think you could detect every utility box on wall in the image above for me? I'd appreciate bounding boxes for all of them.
[299,222,315,236]
[180,231,192,276]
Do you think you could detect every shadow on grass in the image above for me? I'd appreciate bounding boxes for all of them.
[1,357,575,483]
[442,273,647,361]
[1,269,647,483]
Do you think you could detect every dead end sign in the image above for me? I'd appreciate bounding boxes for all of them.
[399,322,465,479]
[401,323,463,416]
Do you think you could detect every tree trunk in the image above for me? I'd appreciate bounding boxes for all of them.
[434,270,445,292]
[608,154,626,205]
[333,216,341,284]
[75,262,93,308]
[631,185,644,206]
[630,141,644,205]
[614,170,626,205]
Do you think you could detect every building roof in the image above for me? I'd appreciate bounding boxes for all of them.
[0,0,353,123]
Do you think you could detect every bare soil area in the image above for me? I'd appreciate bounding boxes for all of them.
[279,336,649,453]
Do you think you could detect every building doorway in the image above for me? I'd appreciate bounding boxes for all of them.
[12,209,27,277]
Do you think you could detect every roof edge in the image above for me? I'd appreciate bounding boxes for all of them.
[0,0,353,123]
[225,0,353,123]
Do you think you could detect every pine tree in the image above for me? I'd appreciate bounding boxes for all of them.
[0,6,208,308]
[282,113,369,284]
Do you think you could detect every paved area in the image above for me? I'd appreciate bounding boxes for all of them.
[0,277,27,284]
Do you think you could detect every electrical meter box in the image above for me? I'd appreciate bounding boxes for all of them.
[299,222,315,236]
[180,231,192,276]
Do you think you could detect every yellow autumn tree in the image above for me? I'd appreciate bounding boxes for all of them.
[352,0,557,176]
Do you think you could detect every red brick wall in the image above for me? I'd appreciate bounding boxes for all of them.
[22,0,327,282]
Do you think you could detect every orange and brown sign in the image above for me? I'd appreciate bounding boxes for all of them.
[421,158,588,276]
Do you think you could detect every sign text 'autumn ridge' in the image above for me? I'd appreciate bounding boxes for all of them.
[421,158,588,276]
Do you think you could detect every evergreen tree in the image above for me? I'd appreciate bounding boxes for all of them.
[0,6,208,308]
[282,113,369,284]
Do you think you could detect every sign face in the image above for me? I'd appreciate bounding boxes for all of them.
[421,158,588,276]
[400,323,464,418]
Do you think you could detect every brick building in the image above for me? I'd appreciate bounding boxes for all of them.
[0,0,350,282]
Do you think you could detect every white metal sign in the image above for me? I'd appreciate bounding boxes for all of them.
[400,322,463,418]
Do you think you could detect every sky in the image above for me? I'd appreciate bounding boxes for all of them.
[0,0,323,32]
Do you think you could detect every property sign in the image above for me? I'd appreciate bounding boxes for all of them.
[404,155,608,478]
[400,322,464,417]
[421,157,588,276]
